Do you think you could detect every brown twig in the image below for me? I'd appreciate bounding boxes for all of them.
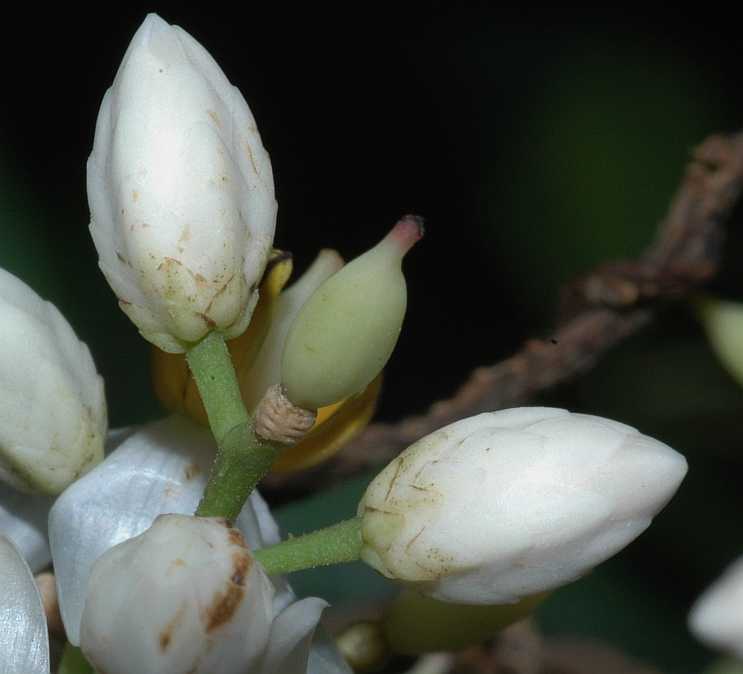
[265,132,743,492]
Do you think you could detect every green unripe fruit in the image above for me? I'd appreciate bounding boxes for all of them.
[281,215,423,409]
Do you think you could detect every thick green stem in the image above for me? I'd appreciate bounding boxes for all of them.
[195,421,282,519]
[186,332,283,521]
[186,332,248,441]
[255,517,363,575]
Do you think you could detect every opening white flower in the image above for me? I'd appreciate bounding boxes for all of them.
[49,416,351,674]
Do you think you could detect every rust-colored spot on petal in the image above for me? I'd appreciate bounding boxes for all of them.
[207,109,222,128]
[203,583,244,632]
[228,528,247,549]
[204,273,236,314]
[158,256,183,272]
[159,602,187,652]
[197,312,217,328]
[202,550,252,632]
[230,551,250,586]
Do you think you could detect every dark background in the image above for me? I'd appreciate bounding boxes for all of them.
[2,6,743,672]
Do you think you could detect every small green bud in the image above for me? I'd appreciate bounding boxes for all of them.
[281,215,423,409]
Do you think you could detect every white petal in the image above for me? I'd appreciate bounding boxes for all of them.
[261,597,329,674]
[0,484,53,572]
[0,426,131,574]
[0,536,49,674]
[50,415,273,644]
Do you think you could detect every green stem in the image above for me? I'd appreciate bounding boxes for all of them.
[186,332,283,521]
[255,517,363,575]
[186,332,248,441]
[196,420,282,519]
[59,643,94,674]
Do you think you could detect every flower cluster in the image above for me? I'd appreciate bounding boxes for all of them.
[1,12,691,674]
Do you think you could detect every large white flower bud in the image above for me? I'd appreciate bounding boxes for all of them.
[689,556,743,658]
[88,13,277,353]
[358,407,687,604]
[80,514,274,674]
[0,268,106,495]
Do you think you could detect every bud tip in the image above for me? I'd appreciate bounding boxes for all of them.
[387,214,425,255]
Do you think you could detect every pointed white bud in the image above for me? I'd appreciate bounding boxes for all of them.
[689,556,743,658]
[0,536,49,674]
[80,515,274,674]
[0,268,106,494]
[88,13,277,353]
[358,407,687,604]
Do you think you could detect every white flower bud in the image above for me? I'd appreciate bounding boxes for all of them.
[50,418,349,672]
[358,407,687,604]
[0,268,106,495]
[49,415,275,645]
[88,13,276,353]
[80,514,274,674]
[0,536,49,674]
[689,556,743,658]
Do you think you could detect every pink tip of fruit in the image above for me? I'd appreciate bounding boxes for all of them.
[388,214,425,255]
